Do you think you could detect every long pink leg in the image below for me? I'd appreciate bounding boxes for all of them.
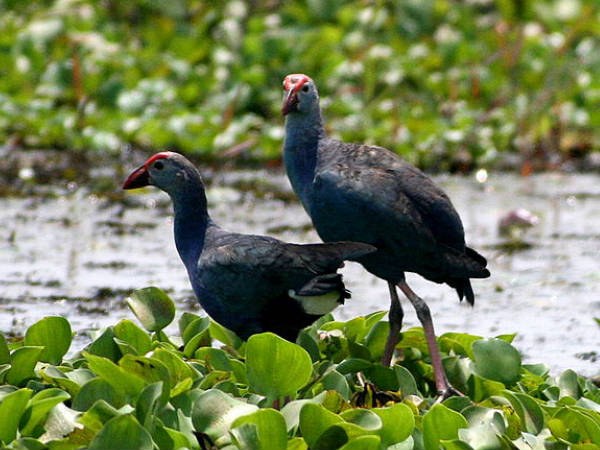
[397,280,464,399]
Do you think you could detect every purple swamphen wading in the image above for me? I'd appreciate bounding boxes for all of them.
[281,74,490,398]
[123,152,375,341]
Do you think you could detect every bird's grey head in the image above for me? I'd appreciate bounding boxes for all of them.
[122,151,204,196]
[282,74,319,116]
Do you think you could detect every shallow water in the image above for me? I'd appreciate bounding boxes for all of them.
[1,170,599,375]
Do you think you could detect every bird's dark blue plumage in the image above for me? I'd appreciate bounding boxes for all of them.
[282,74,489,396]
[123,152,375,341]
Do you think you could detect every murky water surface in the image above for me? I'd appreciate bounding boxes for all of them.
[1,171,599,375]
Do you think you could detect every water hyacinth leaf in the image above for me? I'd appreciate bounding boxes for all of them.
[40,373,81,398]
[178,312,202,339]
[119,355,171,404]
[394,365,420,396]
[372,403,415,446]
[7,346,44,386]
[136,382,163,428]
[88,414,153,450]
[313,422,374,449]
[462,406,506,433]
[113,319,153,355]
[0,333,10,365]
[319,370,351,399]
[501,390,545,435]
[297,330,321,362]
[20,388,71,437]
[152,423,193,450]
[151,347,196,385]
[84,326,122,362]
[195,347,233,372]
[457,422,504,450]
[558,369,581,399]
[364,321,388,361]
[440,439,475,450]
[78,399,129,433]
[340,408,382,430]
[191,389,258,441]
[365,365,399,391]
[24,316,72,365]
[468,374,505,402]
[472,338,521,386]
[338,434,381,450]
[231,408,288,450]
[299,403,343,449]
[126,287,175,332]
[549,407,600,445]
[423,403,468,450]
[439,332,483,359]
[336,358,371,375]
[83,352,145,400]
[72,378,126,411]
[246,333,312,399]
[0,388,32,444]
[209,319,243,348]
[287,437,309,450]
[396,328,429,353]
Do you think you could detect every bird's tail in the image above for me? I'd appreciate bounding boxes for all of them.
[446,246,489,305]
[447,277,476,305]
[289,273,350,316]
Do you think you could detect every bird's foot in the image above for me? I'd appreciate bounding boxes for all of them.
[434,384,467,404]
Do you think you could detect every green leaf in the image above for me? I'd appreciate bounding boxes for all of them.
[113,320,152,355]
[472,338,521,385]
[558,369,581,399]
[152,347,196,385]
[0,388,32,444]
[126,287,175,332]
[372,403,415,446]
[72,378,126,411]
[501,390,545,434]
[191,389,258,442]
[136,382,163,429]
[231,408,288,450]
[336,358,372,375]
[83,352,145,400]
[24,316,72,365]
[246,333,312,399]
[7,347,44,386]
[549,407,600,445]
[457,422,504,450]
[209,319,243,348]
[338,434,381,450]
[423,403,468,450]
[84,327,122,362]
[299,403,343,449]
[88,415,153,450]
[0,333,10,365]
[20,388,71,437]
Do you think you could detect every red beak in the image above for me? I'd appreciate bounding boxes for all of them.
[122,165,150,190]
[282,88,299,116]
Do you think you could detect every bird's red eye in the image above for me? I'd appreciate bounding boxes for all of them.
[154,161,164,170]
[302,84,309,92]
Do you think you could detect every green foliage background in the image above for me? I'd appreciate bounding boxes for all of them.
[1,0,599,169]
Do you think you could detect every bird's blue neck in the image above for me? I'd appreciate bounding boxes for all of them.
[283,108,325,205]
[170,187,213,270]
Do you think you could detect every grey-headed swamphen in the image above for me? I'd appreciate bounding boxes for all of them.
[281,74,490,398]
[123,151,375,341]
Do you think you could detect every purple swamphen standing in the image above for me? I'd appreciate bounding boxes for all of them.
[123,152,375,341]
[281,74,490,397]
